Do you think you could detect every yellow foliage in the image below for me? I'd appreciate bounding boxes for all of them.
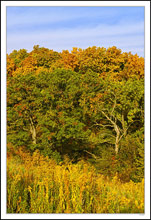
[7,149,144,213]
[7,46,144,80]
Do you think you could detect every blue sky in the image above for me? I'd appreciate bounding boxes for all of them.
[7,6,144,57]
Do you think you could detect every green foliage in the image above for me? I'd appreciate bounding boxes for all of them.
[32,45,61,68]
[9,49,29,66]
[130,129,144,182]
[7,45,144,182]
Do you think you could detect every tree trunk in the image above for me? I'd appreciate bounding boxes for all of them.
[114,124,120,154]
[29,117,36,144]
[115,140,119,155]
[122,113,127,137]
[101,110,121,155]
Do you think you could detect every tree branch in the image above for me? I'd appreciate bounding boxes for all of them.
[90,122,114,128]
[83,150,99,160]
[101,110,116,127]
[111,96,117,116]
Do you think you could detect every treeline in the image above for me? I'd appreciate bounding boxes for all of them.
[7,45,144,182]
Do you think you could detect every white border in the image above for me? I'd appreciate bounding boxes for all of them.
[1,1,149,7]
[144,2,151,220]
[1,1,150,219]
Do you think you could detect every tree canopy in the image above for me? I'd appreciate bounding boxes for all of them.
[7,45,144,182]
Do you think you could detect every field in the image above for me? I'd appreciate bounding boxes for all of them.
[7,45,144,214]
[7,148,144,214]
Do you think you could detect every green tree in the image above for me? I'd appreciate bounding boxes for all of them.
[7,69,91,159]
[89,78,144,154]
[7,45,144,178]
[7,72,47,148]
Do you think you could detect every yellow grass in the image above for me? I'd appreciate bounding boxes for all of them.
[7,149,144,213]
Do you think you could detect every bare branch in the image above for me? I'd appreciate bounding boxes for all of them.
[83,150,99,160]
[100,133,115,138]
[101,110,116,126]
[7,131,17,134]
[118,133,125,143]
[90,122,114,128]
[111,96,117,116]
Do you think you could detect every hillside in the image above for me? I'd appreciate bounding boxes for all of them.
[7,45,144,213]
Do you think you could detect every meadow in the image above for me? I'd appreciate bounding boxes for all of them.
[7,148,144,214]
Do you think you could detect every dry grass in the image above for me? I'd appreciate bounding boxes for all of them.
[7,149,144,213]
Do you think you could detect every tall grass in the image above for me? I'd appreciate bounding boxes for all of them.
[7,149,144,213]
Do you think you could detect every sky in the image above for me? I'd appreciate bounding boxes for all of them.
[7,6,144,57]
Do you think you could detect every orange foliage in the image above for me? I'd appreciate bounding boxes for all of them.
[7,45,144,80]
